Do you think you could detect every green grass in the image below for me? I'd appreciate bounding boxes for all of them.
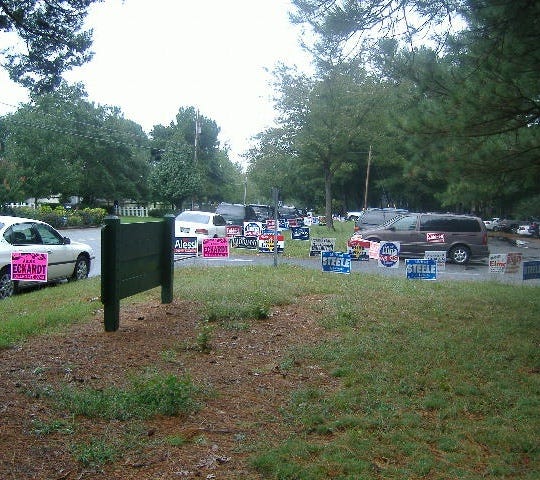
[1,235,539,477]
[0,277,101,349]
[37,369,204,421]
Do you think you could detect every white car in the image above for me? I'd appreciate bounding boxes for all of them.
[483,217,500,230]
[174,210,227,245]
[517,224,533,236]
[346,211,363,221]
[0,215,94,299]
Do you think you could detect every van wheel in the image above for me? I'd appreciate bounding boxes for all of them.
[0,267,16,299]
[449,245,470,265]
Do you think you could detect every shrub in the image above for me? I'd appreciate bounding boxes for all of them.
[9,205,107,228]
[149,208,175,218]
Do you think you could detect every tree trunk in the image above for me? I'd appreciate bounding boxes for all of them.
[324,163,334,230]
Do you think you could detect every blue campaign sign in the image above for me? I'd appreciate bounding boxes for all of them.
[406,258,437,280]
[291,227,310,240]
[321,251,351,274]
[378,241,400,268]
[523,260,540,280]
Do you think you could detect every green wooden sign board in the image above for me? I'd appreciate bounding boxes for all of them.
[101,215,174,332]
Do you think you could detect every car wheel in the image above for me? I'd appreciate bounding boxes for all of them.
[448,245,470,265]
[0,267,16,299]
[71,255,90,281]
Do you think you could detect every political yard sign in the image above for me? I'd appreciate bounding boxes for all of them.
[505,252,522,274]
[406,258,437,280]
[258,233,284,253]
[347,238,370,261]
[174,236,198,256]
[523,260,540,281]
[378,241,400,268]
[291,227,310,241]
[321,251,351,274]
[231,236,258,250]
[202,237,229,258]
[11,252,48,282]
[425,251,446,271]
[226,225,242,238]
[489,253,508,273]
[309,237,336,256]
[243,221,263,237]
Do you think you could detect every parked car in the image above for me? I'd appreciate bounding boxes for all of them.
[351,212,489,264]
[492,218,523,233]
[0,215,94,299]
[483,217,501,231]
[278,205,301,220]
[248,204,275,222]
[174,210,227,245]
[354,208,409,231]
[346,211,363,221]
[531,222,540,237]
[516,223,534,237]
[215,203,258,225]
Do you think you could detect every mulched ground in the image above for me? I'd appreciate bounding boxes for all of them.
[0,297,338,479]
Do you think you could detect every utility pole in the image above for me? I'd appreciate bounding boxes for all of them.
[193,109,200,166]
[272,187,279,267]
[363,145,372,210]
[191,109,200,210]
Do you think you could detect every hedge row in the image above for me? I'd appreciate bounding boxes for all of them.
[2,206,107,229]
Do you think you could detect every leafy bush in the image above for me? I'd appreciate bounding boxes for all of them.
[8,205,107,228]
[149,207,175,218]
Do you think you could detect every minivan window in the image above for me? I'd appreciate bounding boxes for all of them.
[390,215,417,231]
[355,208,408,229]
[420,215,481,232]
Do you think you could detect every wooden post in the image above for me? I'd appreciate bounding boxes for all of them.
[101,216,120,332]
[161,214,174,304]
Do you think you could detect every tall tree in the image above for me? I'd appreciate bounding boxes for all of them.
[149,107,241,209]
[0,0,99,93]
[148,145,201,210]
[2,84,150,205]
[291,0,540,216]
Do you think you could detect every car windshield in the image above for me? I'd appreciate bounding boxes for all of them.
[176,212,210,224]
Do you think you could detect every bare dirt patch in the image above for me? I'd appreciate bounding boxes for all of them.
[0,298,337,479]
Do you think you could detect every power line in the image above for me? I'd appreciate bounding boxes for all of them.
[0,101,194,155]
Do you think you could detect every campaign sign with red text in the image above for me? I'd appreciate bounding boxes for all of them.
[258,233,284,253]
[202,237,229,258]
[226,225,242,238]
[489,253,507,273]
[505,252,522,274]
[174,236,198,256]
[369,241,380,259]
[426,232,445,243]
[11,252,48,282]
[378,241,400,268]
[288,218,298,228]
[347,238,370,261]
[266,219,277,231]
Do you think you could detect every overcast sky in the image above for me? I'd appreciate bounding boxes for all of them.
[0,0,313,165]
